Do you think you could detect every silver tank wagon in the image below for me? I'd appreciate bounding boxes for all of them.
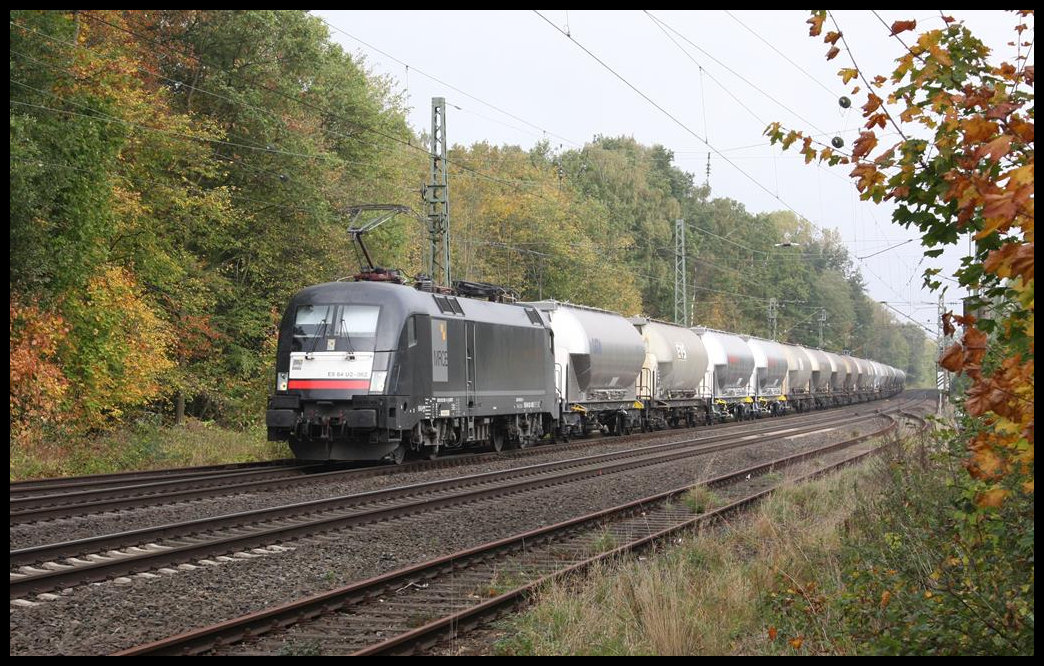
[782,343,812,395]
[526,300,645,436]
[697,325,755,419]
[631,317,709,400]
[745,336,790,416]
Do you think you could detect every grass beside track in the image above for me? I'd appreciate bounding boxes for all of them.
[488,433,1034,656]
[10,418,290,481]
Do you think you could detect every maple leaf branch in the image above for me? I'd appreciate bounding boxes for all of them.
[827,11,925,171]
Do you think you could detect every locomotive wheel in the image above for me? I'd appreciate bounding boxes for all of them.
[492,429,507,453]
[426,446,440,460]
[387,445,406,465]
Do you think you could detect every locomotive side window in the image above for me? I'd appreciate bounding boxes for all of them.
[407,316,417,347]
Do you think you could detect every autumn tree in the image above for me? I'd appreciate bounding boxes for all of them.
[766,10,1033,653]
[9,10,422,456]
[768,9,1034,506]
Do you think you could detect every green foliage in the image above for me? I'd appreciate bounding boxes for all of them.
[10,9,932,470]
[763,441,1034,655]
[59,266,176,428]
[9,10,421,445]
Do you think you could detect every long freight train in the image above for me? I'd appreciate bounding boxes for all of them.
[265,279,905,463]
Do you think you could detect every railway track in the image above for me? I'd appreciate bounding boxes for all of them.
[10,392,936,656]
[9,398,906,525]
[115,410,930,656]
[10,409,895,599]
[9,459,301,495]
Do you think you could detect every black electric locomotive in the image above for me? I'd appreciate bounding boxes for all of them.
[265,280,557,463]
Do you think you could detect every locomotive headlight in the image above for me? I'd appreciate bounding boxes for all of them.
[369,371,387,393]
[277,372,288,392]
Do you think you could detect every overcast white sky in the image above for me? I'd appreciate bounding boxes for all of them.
[311,9,1031,338]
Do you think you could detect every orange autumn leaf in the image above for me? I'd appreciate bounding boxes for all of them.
[789,636,804,650]
[851,132,879,160]
[808,13,825,37]
[965,383,1009,418]
[984,243,1035,282]
[962,117,998,144]
[890,20,917,36]
[768,626,778,641]
[865,113,888,130]
[862,93,884,116]
[976,487,1011,508]
[978,135,1013,162]
[939,342,966,372]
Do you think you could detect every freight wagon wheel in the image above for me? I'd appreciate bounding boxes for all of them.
[617,413,631,436]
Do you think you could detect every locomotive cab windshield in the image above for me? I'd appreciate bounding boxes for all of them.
[292,303,380,353]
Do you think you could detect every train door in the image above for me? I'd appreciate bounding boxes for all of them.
[465,320,477,410]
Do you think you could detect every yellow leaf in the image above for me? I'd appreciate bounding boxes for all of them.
[900,105,922,123]
[1007,164,1034,187]
[839,68,859,84]
[929,42,953,67]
